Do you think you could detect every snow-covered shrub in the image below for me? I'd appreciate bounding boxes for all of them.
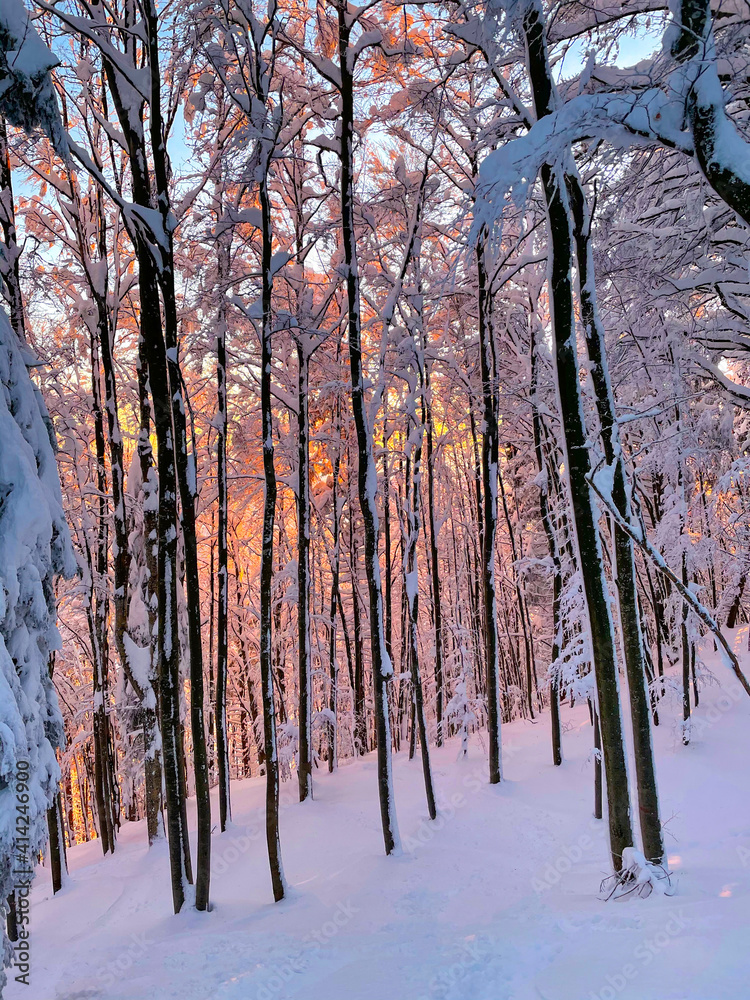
[600,847,674,900]
[0,306,74,991]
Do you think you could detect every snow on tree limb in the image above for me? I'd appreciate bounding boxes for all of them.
[588,460,750,697]
[0,0,67,153]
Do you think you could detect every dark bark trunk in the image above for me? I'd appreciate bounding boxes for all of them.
[0,120,25,342]
[6,893,17,944]
[101,9,190,908]
[682,552,691,745]
[297,344,313,801]
[726,574,746,629]
[567,176,663,863]
[144,0,211,909]
[522,0,634,869]
[136,337,164,846]
[404,439,437,819]
[216,242,231,831]
[531,335,563,765]
[383,418,393,666]
[425,363,445,747]
[338,5,400,853]
[672,0,750,225]
[258,150,286,901]
[593,703,603,820]
[46,790,67,894]
[475,234,502,785]
[349,500,367,754]
[327,398,342,772]
[88,328,117,857]
[498,467,536,718]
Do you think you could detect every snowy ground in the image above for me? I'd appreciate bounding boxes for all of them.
[10,629,750,1000]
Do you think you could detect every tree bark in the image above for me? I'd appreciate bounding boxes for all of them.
[216,234,231,831]
[338,4,400,853]
[144,0,211,909]
[425,361,445,747]
[522,0,634,869]
[567,176,663,863]
[46,790,67,894]
[404,439,437,819]
[258,138,286,901]
[297,344,313,802]
[531,334,562,765]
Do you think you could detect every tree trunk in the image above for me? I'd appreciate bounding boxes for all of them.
[136,336,164,846]
[46,790,67,894]
[404,442,437,819]
[425,362,445,747]
[672,0,750,225]
[522,0,634,870]
[476,233,503,784]
[145,0,211,909]
[338,5,400,853]
[0,120,25,342]
[216,233,231,832]
[531,334,562,765]
[258,150,286,901]
[327,397,342,772]
[100,9,191,908]
[349,496,367,754]
[88,326,117,856]
[297,344,313,802]
[567,176,663,863]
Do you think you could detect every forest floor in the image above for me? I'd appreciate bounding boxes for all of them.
[12,629,750,1000]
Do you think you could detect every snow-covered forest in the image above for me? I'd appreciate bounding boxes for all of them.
[1,0,750,995]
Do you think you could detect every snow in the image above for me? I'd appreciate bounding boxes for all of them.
[690,54,750,186]
[269,252,292,279]
[0,0,56,79]
[13,629,750,1000]
[0,306,74,993]
[477,89,691,220]
[122,633,155,711]
[0,0,66,151]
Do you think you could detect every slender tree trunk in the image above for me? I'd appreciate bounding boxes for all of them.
[425,363,445,747]
[349,498,367,754]
[297,344,313,802]
[327,398,342,772]
[498,467,536,718]
[682,552,691,745]
[91,185,134,807]
[258,150,286,901]
[383,416,393,666]
[216,238,231,831]
[531,335,562,765]
[88,329,116,856]
[404,440,437,818]
[475,233,502,784]
[593,703,603,820]
[338,5,400,853]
